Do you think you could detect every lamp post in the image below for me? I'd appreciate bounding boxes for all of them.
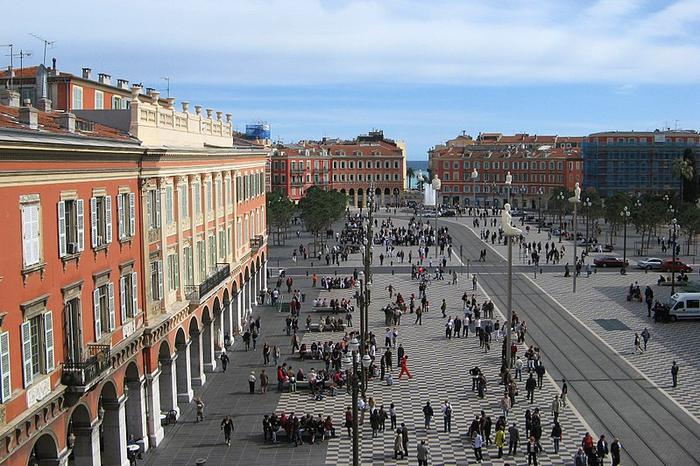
[569,183,581,293]
[471,168,478,212]
[432,176,442,258]
[671,217,678,294]
[537,187,544,233]
[502,203,520,370]
[519,185,527,225]
[557,191,565,243]
[583,197,592,252]
[620,206,630,264]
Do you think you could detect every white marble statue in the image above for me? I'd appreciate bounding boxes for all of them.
[569,182,581,203]
[506,171,512,185]
[501,203,522,237]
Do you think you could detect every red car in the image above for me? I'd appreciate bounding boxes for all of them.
[660,259,693,273]
[594,256,628,267]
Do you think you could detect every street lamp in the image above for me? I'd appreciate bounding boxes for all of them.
[519,185,527,224]
[471,168,478,212]
[671,217,678,294]
[556,191,565,243]
[634,199,642,254]
[583,197,593,252]
[569,183,581,293]
[537,187,544,233]
[501,203,521,370]
[343,353,360,466]
[620,206,630,264]
[432,176,442,258]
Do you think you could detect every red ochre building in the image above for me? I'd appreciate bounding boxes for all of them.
[429,132,583,208]
[270,130,407,206]
[0,85,267,466]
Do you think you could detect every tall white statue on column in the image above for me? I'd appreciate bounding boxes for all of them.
[569,182,581,203]
[505,171,512,185]
[501,203,522,237]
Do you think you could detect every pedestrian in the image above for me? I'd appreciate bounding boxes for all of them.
[473,274,478,291]
[220,352,230,372]
[248,370,256,394]
[551,421,562,453]
[390,403,397,430]
[574,447,587,466]
[345,407,353,438]
[398,355,413,379]
[260,369,268,393]
[671,360,679,387]
[194,397,205,422]
[551,394,561,422]
[561,379,568,406]
[596,434,609,464]
[442,400,452,433]
[527,435,541,465]
[472,432,484,462]
[417,439,430,466]
[526,373,537,403]
[441,298,447,317]
[394,430,405,460]
[634,332,643,353]
[641,327,650,351]
[495,424,506,458]
[273,345,280,366]
[221,415,234,446]
[508,422,520,455]
[401,423,409,457]
[262,342,271,365]
[610,437,622,466]
[500,393,511,419]
[422,401,434,429]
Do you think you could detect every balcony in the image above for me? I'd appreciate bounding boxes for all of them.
[61,344,111,393]
[185,263,230,302]
[250,235,264,251]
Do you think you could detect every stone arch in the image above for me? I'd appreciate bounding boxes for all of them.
[28,433,59,466]
[348,188,355,208]
[201,305,216,373]
[357,188,364,209]
[231,279,241,335]
[157,338,178,424]
[67,402,96,465]
[188,317,205,386]
[174,328,193,404]
[123,361,146,447]
[98,380,126,466]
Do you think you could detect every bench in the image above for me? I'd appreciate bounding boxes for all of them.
[310,306,337,313]
[309,323,346,332]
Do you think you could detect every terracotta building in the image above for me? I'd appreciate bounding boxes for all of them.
[270,130,407,206]
[429,132,583,208]
[0,86,267,465]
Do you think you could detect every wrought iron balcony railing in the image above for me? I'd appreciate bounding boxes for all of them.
[61,344,111,391]
[185,263,230,302]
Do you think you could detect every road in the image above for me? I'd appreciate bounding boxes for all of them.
[446,219,700,466]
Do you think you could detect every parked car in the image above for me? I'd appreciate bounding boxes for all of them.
[636,257,664,270]
[440,209,456,217]
[660,259,693,273]
[594,256,628,268]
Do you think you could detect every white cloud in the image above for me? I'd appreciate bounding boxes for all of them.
[3,0,700,86]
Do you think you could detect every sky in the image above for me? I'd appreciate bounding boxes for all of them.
[3,0,700,159]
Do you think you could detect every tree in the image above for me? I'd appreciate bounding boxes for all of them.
[298,187,348,254]
[672,152,695,204]
[406,166,415,190]
[603,192,630,245]
[630,195,665,255]
[266,191,296,245]
[677,202,700,255]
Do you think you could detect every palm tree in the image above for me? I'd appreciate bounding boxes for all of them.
[406,166,415,189]
[673,156,694,203]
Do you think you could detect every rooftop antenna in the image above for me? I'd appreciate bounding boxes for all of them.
[5,49,32,89]
[28,33,55,66]
[674,120,679,131]
[161,77,170,98]
[0,44,12,88]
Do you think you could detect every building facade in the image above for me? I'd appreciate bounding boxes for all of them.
[0,87,267,466]
[429,132,584,208]
[270,130,407,206]
[583,130,700,197]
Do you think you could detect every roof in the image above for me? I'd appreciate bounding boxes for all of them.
[0,66,40,79]
[0,105,137,143]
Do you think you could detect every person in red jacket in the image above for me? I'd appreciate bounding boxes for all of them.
[398,355,413,379]
[581,432,595,460]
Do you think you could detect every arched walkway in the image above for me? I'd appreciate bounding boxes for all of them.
[124,362,147,450]
[357,188,364,209]
[232,281,241,336]
[28,433,60,466]
[201,306,216,373]
[174,328,193,404]
[383,187,390,206]
[68,404,100,466]
[99,381,127,466]
[157,340,178,419]
[188,317,205,386]
[348,189,355,208]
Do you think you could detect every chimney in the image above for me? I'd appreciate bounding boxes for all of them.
[0,89,20,107]
[57,112,76,133]
[98,73,111,85]
[82,68,92,80]
[117,79,129,90]
[51,58,57,76]
[19,101,39,130]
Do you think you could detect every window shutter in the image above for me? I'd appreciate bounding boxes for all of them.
[76,199,85,251]
[146,192,152,229]
[43,312,55,372]
[90,197,98,248]
[129,193,136,236]
[93,288,101,341]
[21,321,33,387]
[57,201,66,257]
[105,195,113,244]
[0,332,11,402]
[157,261,164,300]
[108,282,115,331]
[131,272,138,316]
[117,193,124,239]
[119,276,126,324]
[155,191,161,227]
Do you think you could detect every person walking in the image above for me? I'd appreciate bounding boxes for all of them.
[220,352,230,373]
[248,371,256,394]
[345,407,353,439]
[527,436,541,465]
[508,422,520,455]
[272,345,280,366]
[422,401,434,429]
[473,274,478,291]
[262,342,271,365]
[495,424,506,458]
[551,421,562,454]
[401,423,409,457]
[526,374,537,403]
[441,299,447,318]
[221,415,234,446]
[574,447,588,466]
[551,394,561,423]
[398,355,413,379]
[634,332,643,353]
[610,437,622,466]
[390,403,397,430]
[500,393,511,419]
[259,369,269,394]
[472,432,484,462]
[671,360,679,387]
[442,400,452,433]
[561,379,568,406]
[641,328,650,351]
[417,439,430,466]
[596,434,609,465]
[394,430,405,460]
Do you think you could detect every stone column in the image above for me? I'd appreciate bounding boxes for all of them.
[247,280,253,317]
[234,291,242,335]
[224,299,233,342]
[72,420,102,466]
[381,191,386,206]
[263,260,268,290]
[125,378,148,452]
[202,319,216,373]
[102,397,129,466]
[158,357,179,417]
[190,331,206,386]
[353,191,358,208]
[145,367,165,448]
[175,344,194,403]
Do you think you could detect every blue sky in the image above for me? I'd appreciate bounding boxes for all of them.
[4,0,700,159]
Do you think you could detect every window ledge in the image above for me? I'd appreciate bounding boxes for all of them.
[119,236,133,245]
[21,262,46,284]
[61,253,82,269]
[93,244,109,253]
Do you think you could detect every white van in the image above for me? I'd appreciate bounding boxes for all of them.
[667,293,700,320]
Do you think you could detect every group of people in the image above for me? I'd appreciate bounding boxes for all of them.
[262,412,335,446]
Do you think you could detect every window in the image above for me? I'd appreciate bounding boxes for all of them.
[72,86,83,110]
[208,235,216,268]
[219,230,226,258]
[236,219,242,248]
[0,332,9,401]
[167,253,180,291]
[57,199,85,257]
[111,96,122,109]
[165,185,174,224]
[216,179,222,208]
[94,91,104,109]
[146,190,160,230]
[64,298,81,363]
[183,247,193,286]
[225,178,232,205]
[119,272,138,321]
[197,241,206,278]
[21,200,42,268]
[205,180,212,211]
[150,261,163,301]
[117,192,136,240]
[178,185,189,218]
[192,182,201,215]
[93,282,115,340]
[21,312,55,387]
